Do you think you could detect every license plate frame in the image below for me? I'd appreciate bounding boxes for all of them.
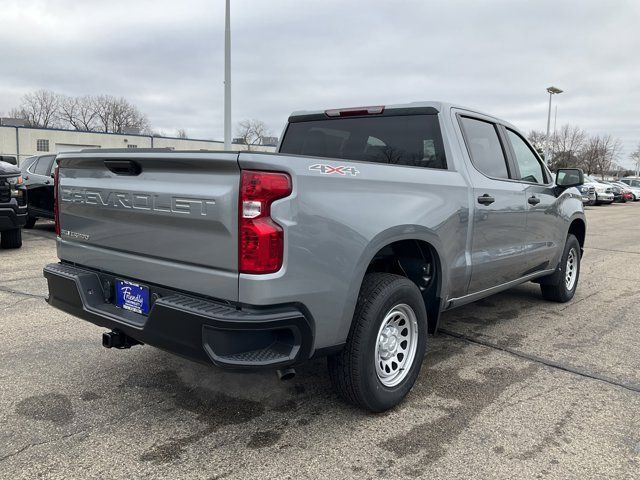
[115,279,150,315]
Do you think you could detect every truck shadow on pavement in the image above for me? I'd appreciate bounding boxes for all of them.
[67,285,546,473]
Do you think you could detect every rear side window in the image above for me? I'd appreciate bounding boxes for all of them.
[506,129,547,184]
[460,117,509,179]
[33,156,55,175]
[280,115,447,169]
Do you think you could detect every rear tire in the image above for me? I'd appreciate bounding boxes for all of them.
[540,234,580,303]
[327,273,427,412]
[0,228,22,249]
[24,216,37,229]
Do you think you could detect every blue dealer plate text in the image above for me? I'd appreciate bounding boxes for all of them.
[115,279,150,315]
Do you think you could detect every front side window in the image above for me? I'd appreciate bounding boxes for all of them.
[280,114,447,169]
[460,117,509,179]
[506,130,546,184]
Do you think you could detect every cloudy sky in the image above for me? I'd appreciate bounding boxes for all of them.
[2,0,639,166]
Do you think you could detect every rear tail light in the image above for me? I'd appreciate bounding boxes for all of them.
[239,170,292,274]
[53,164,60,237]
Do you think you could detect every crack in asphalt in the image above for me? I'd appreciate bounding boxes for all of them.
[585,246,640,255]
[0,285,46,299]
[0,430,88,463]
[0,274,46,285]
[439,328,640,395]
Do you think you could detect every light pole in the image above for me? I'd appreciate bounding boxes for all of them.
[544,86,563,165]
[223,0,231,150]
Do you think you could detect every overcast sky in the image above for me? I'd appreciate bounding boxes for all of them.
[2,0,639,166]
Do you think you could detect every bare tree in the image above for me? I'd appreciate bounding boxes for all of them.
[579,136,601,176]
[235,119,270,151]
[9,89,153,134]
[176,129,188,139]
[579,134,622,178]
[527,130,547,158]
[631,143,640,176]
[58,95,99,131]
[93,95,148,134]
[10,89,60,128]
[550,125,587,170]
[594,135,622,179]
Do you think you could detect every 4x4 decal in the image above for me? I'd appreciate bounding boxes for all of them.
[309,164,360,176]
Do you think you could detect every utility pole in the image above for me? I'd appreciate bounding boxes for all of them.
[224,0,231,150]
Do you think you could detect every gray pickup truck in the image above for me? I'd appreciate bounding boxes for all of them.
[44,102,586,411]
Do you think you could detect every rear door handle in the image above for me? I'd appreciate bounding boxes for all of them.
[528,195,541,205]
[477,194,495,205]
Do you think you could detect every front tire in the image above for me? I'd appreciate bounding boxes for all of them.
[0,228,22,249]
[540,234,580,302]
[24,216,37,229]
[327,273,427,412]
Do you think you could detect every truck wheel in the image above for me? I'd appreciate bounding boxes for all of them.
[327,273,427,412]
[0,228,22,249]
[540,234,580,303]
[24,216,37,229]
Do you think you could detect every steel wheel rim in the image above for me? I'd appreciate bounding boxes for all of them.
[565,248,578,291]
[374,303,419,387]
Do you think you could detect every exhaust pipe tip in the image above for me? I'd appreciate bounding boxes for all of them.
[276,367,296,381]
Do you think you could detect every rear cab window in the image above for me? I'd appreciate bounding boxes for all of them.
[33,156,55,176]
[459,116,510,179]
[279,113,447,169]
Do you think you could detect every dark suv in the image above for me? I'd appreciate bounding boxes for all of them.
[21,154,57,228]
[0,161,27,248]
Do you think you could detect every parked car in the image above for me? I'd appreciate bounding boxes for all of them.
[577,184,596,205]
[0,155,18,165]
[607,183,624,202]
[43,102,586,411]
[20,154,57,228]
[0,160,27,248]
[611,181,640,201]
[621,176,640,189]
[584,175,614,204]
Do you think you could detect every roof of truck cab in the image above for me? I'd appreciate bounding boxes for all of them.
[288,101,516,128]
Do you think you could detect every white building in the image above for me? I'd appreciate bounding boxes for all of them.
[0,124,275,165]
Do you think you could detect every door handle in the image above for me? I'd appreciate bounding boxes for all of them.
[477,194,495,205]
[528,195,540,205]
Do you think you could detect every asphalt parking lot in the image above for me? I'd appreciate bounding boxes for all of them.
[1,205,639,479]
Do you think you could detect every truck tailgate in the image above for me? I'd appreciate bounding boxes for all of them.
[56,151,240,301]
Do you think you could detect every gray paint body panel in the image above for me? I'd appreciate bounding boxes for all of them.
[53,103,585,356]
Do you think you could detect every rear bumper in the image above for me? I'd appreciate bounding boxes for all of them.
[0,206,27,230]
[43,262,314,369]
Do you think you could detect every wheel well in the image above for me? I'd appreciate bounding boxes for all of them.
[568,219,586,251]
[365,239,442,334]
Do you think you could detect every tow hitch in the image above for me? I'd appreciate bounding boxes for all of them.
[102,330,141,349]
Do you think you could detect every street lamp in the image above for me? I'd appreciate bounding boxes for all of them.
[544,86,563,165]
[224,0,231,150]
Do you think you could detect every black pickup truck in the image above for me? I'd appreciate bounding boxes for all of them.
[0,161,27,248]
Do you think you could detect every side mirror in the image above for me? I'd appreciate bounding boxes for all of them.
[556,168,584,188]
